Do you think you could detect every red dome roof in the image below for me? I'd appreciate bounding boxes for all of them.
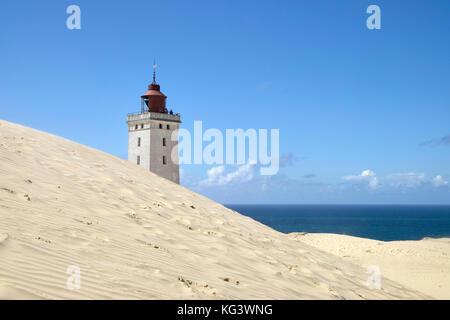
[141,83,168,113]
[141,84,167,98]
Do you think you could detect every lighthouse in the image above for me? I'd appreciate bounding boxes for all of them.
[126,65,181,184]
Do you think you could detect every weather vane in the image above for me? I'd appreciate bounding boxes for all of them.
[152,59,157,84]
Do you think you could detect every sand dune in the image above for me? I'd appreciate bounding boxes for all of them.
[292,233,450,299]
[0,119,430,299]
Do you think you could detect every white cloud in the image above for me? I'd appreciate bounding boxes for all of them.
[386,172,427,188]
[199,162,257,187]
[279,152,303,168]
[342,169,379,189]
[432,175,448,187]
[377,172,447,189]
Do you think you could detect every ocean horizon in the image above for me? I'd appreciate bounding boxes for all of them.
[226,204,450,241]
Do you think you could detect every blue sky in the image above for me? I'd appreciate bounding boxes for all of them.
[1,0,449,204]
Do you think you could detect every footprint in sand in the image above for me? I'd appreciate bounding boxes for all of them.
[35,236,51,244]
[136,239,168,252]
[221,277,241,286]
[120,176,135,184]
[317,282,344,300]
[0,187,15,194]
[178,276,218,296]
[74,217,94,226]
[152,201,166,208]
[127,211,142,224]
[203,230,225,238]
[0,233,8,244]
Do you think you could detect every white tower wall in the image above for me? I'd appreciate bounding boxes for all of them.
[127,112,180,184]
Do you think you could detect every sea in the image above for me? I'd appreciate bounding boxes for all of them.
[225,205,450,241]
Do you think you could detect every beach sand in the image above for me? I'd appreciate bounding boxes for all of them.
[291,233,450,299]
[0,119,433,299]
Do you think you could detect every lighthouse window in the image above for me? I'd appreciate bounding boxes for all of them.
[163,156,167,165]
[166,124,170,130]
[162,138,166,146]
[137,137,141,147]
[135,125,138,130]
[137,156,141,165]
[141,124,144,129]
[159,124,163,129]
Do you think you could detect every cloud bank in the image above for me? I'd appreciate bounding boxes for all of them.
[199,162,257,187]
[342,170,448,190]
[342,169,379,189]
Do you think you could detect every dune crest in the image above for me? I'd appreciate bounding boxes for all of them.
[0,120,429,299]
[292,233,450,299]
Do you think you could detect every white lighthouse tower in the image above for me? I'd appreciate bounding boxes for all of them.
[126,65,181,183]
